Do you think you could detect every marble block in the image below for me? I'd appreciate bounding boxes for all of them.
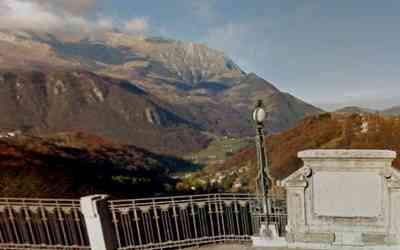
[313,172,382,218]
[282,150,400,249]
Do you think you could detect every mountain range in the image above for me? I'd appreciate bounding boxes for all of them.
[335,106,400,116]
[3,28,400,197]
[0,29,321,154]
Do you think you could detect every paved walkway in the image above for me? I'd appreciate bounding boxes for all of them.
[194,244,309,250]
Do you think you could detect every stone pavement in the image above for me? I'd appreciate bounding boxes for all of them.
[194,244,310,250]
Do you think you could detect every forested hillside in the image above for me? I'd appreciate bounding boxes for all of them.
[180,113,400,192]
[0,132,196,198]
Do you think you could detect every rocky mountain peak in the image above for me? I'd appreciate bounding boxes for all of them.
[102,32,246,85]
[0,29,322,155]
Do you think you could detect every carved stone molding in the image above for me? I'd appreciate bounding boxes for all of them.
[303,167,312,178]
[284,149,400,248]
[282,167,309,188]
[386,168,400,189]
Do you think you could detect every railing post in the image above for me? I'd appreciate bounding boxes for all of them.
[80,194,117,250]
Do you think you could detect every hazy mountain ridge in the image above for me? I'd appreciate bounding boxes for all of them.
[335,106,377,114]
[382,106,400,116]
[335,105,400,116]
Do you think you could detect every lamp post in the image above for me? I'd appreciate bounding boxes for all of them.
[252,100,269,217]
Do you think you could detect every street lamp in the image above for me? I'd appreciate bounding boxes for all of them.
[252,100,270,217]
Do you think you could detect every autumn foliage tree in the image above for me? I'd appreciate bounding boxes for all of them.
[193,113,400,192]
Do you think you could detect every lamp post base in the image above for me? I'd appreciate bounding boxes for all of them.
[252,224,288,248]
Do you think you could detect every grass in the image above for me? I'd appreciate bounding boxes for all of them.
[185,136,253,166]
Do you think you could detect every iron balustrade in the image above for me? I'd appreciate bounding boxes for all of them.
[0,198,90,250]
[0,193,287,250]
[252,194,288,237]
[108,193,287,250]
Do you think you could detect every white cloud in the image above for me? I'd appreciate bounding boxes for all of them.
[124,18,149,35]
[96,17,115,30]
[26,0,98,15]
[0,0,150,39]
[0,0,64,31]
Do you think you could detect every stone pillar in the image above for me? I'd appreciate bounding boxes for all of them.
[285,168,309,239]
[80,194,117,250]
[387,170,400,244]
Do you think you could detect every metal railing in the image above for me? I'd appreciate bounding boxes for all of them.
[109,193,287,250]
[0,198,90,250]
[251,194,288,237]
[0,193,287,250]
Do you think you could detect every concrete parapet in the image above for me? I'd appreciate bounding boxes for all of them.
[281,150,400,249]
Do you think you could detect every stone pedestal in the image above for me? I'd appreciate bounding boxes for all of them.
[81,194,117,250]
[252,224,288,248]
[282,150,400,250]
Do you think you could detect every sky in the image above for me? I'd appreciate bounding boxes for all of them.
[1,0,400,110]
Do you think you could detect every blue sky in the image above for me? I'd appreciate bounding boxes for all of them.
[2,0,400,109]
[97,0,400,109]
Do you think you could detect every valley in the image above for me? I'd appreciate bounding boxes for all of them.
[1,29,399,198]
[1,2,400,249]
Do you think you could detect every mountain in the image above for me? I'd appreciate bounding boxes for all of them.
[382,106,400,116]
[0,69,209,155]
[335,106,376,114]
[0,132,197,198]
[0,29,322,153]
[181,113,400,192]
[335,105,400,117]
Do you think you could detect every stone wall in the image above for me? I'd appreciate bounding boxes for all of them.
[283,150,400,249]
